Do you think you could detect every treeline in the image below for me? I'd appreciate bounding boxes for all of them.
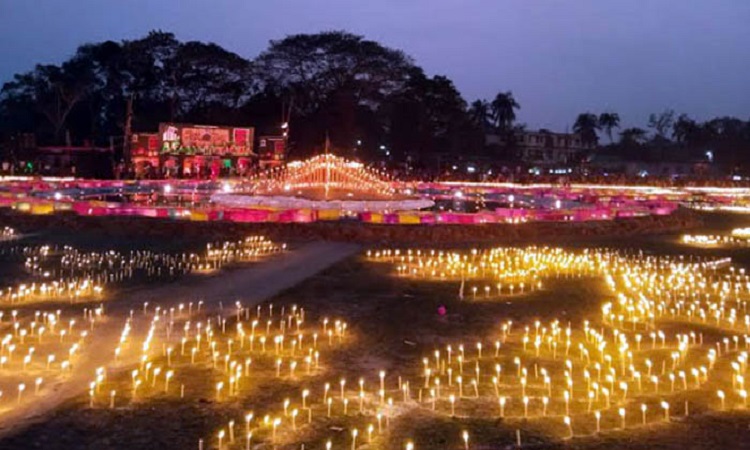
[567,110,750,167]
[0,31,487,163]
[1,30,749,168]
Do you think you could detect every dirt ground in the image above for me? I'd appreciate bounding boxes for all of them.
[0,207,702,246]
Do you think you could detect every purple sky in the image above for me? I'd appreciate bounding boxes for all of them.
[1,0,749,131]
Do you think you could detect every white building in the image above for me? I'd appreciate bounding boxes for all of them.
[487,129,594,165]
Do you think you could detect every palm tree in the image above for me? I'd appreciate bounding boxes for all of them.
[490,91,520,131]
[573,113,600,146]
[598,112,620,143]
[468,99,492,130]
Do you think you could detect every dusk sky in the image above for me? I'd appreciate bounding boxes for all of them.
[1,0,748,131]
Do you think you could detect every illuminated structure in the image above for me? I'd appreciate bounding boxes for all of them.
[213,154,434,212]
[131,123,257,177]
[247,153,395,199]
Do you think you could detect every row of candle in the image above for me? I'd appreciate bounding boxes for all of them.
[682,227,750,247]
[0,236,284,304]
[681,234,749,247]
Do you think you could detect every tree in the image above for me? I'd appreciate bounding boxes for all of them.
[253,31,416,152]
[0,62,92,144]
[490,91,520,131]
[255,31,413,115]
[672,113,701,145]
[382,69,476,161]
[121,32,182,129]
[702,116,748,165]
[648,109,675,140]
[573,113,600,146]
[598,112,620,144]
[620,127,648,145]
[171,41,255,124]
[51,39,130,145]
[468,100,492,130]
[618,127,649,160]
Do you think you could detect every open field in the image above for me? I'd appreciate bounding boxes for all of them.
[0,212,748,449]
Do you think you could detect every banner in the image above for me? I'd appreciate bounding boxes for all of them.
[159,123,254,156]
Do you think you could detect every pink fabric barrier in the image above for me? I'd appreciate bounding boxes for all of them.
[435,213,459,224]
[419,214,437,225]
[277,210,304,223]
[6,196,671,224]
[383,214,400,225]
[0,178,699,224]
[494,208,531,219]
[71,202,93,215]
[223,209,272,223]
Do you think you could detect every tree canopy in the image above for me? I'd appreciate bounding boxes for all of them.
[0,30,489,162]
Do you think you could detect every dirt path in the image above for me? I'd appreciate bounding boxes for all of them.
[0,241,360,437]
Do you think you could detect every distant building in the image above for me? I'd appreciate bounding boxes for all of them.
[487,129,594,166]
[130,123,267,178]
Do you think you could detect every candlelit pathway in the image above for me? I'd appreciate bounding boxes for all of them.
[0,241,360,437]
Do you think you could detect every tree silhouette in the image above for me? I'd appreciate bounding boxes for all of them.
[490,91,520,131]
[620,127,648,145]
[468,100,492,130]
[648,109,675,140]
[598,112,620,144]
[573,113,600,146]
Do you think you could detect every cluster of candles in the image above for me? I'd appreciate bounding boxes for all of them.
[185,247,749,449]
[2,244,103,303]
[0,226,15,240]
[0,305,104,411]
[367,248,550,300]
[21,245,748,449]
[351,247,749,445]
[199,237,286,272]
[0,236,283,304]
[681,234,749,247]
[86,301,349,440]
[682,227,750,247]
